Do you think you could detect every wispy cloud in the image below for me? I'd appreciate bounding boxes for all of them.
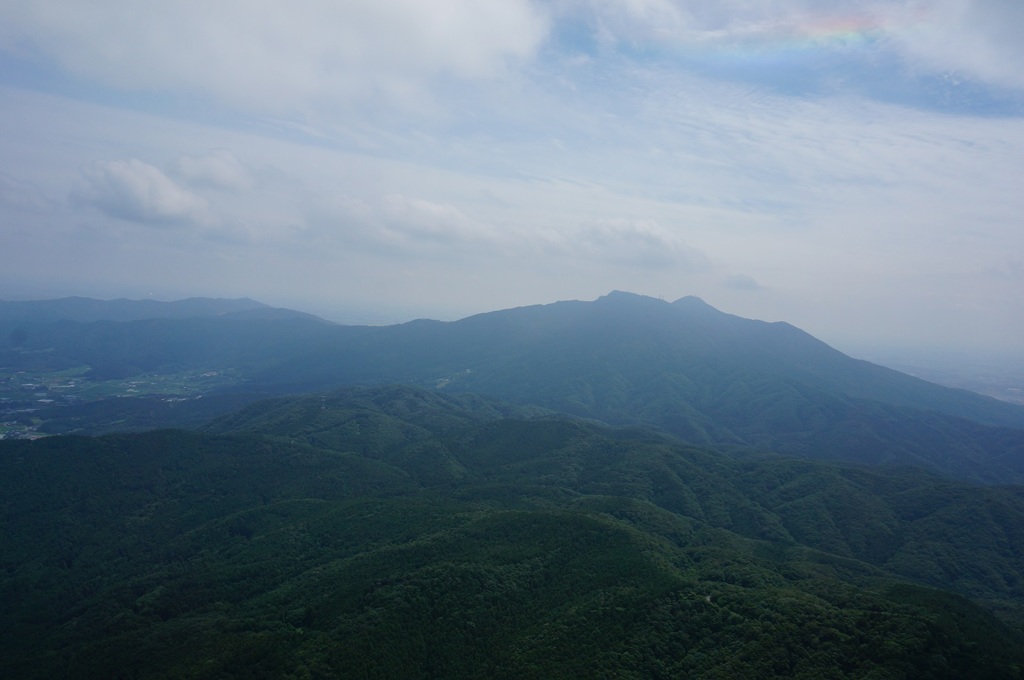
[569,218,711,269]
[171,150,253,192]
[301,193,502,257]
[548,1,1024,111]
[885,1,1024,91]
[0,0,550,114]
[72,159,212,227]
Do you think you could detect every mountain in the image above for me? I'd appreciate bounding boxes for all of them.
[0,311,333,378]
[237,291,1023,426]
[4,386,1024,678]
[203,387,1024,611]
[5,291,1024,483]
[0,295,328,324]
[248,291,1024,483]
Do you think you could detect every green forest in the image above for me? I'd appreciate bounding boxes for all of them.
[4,386,1024,678]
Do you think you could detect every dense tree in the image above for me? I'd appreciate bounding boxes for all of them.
[4,387,1024,678]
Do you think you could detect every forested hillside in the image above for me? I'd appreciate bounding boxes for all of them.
[4,386,1024,678]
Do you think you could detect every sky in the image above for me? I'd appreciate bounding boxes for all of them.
[1,1,1023,356]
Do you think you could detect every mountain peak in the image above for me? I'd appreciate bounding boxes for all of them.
[671,294,709,306]
[595,290,668,306]
[592,291,719,313]
[671,294,724,312]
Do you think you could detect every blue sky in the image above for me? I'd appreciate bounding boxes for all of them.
[1,1,1023,355]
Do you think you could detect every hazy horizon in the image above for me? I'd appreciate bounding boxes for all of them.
[5,289,1024,372]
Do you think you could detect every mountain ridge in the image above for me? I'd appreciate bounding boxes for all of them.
[5,291,1024,483]
[0,295,330,324]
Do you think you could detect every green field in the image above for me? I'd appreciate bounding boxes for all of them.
[0,366,247,438]
[0,366,243,399]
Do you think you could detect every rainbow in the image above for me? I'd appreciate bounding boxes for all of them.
[674,10,923,62]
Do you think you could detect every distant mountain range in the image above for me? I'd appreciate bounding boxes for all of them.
[3,291,1024,483]
[0,295,329,324]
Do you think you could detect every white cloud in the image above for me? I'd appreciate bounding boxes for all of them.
[556,0,864,46]
[302,192,502,256]
[551,1,1024,95]
[171,150,252,192]
[72,159,211,226]
[569,218,710,268]
[377,194,495,246]
[0,0,550,113]
[885,0,1024,90]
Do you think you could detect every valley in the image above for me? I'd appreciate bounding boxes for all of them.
[853,348,1024,407]
[0,365,244,439]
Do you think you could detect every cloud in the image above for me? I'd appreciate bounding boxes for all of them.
[171,150,252,192]
[556,0,864,46]
[300,191,707,272]
[377,194,493,246]
[72,159,211,226]
[551,1,1024,100]
[0,1,550,113]
[570,218,710,268]
[885,0,1024,90]
[302,193,501,256]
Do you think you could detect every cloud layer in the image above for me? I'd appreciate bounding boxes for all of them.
[0,0,549,113]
